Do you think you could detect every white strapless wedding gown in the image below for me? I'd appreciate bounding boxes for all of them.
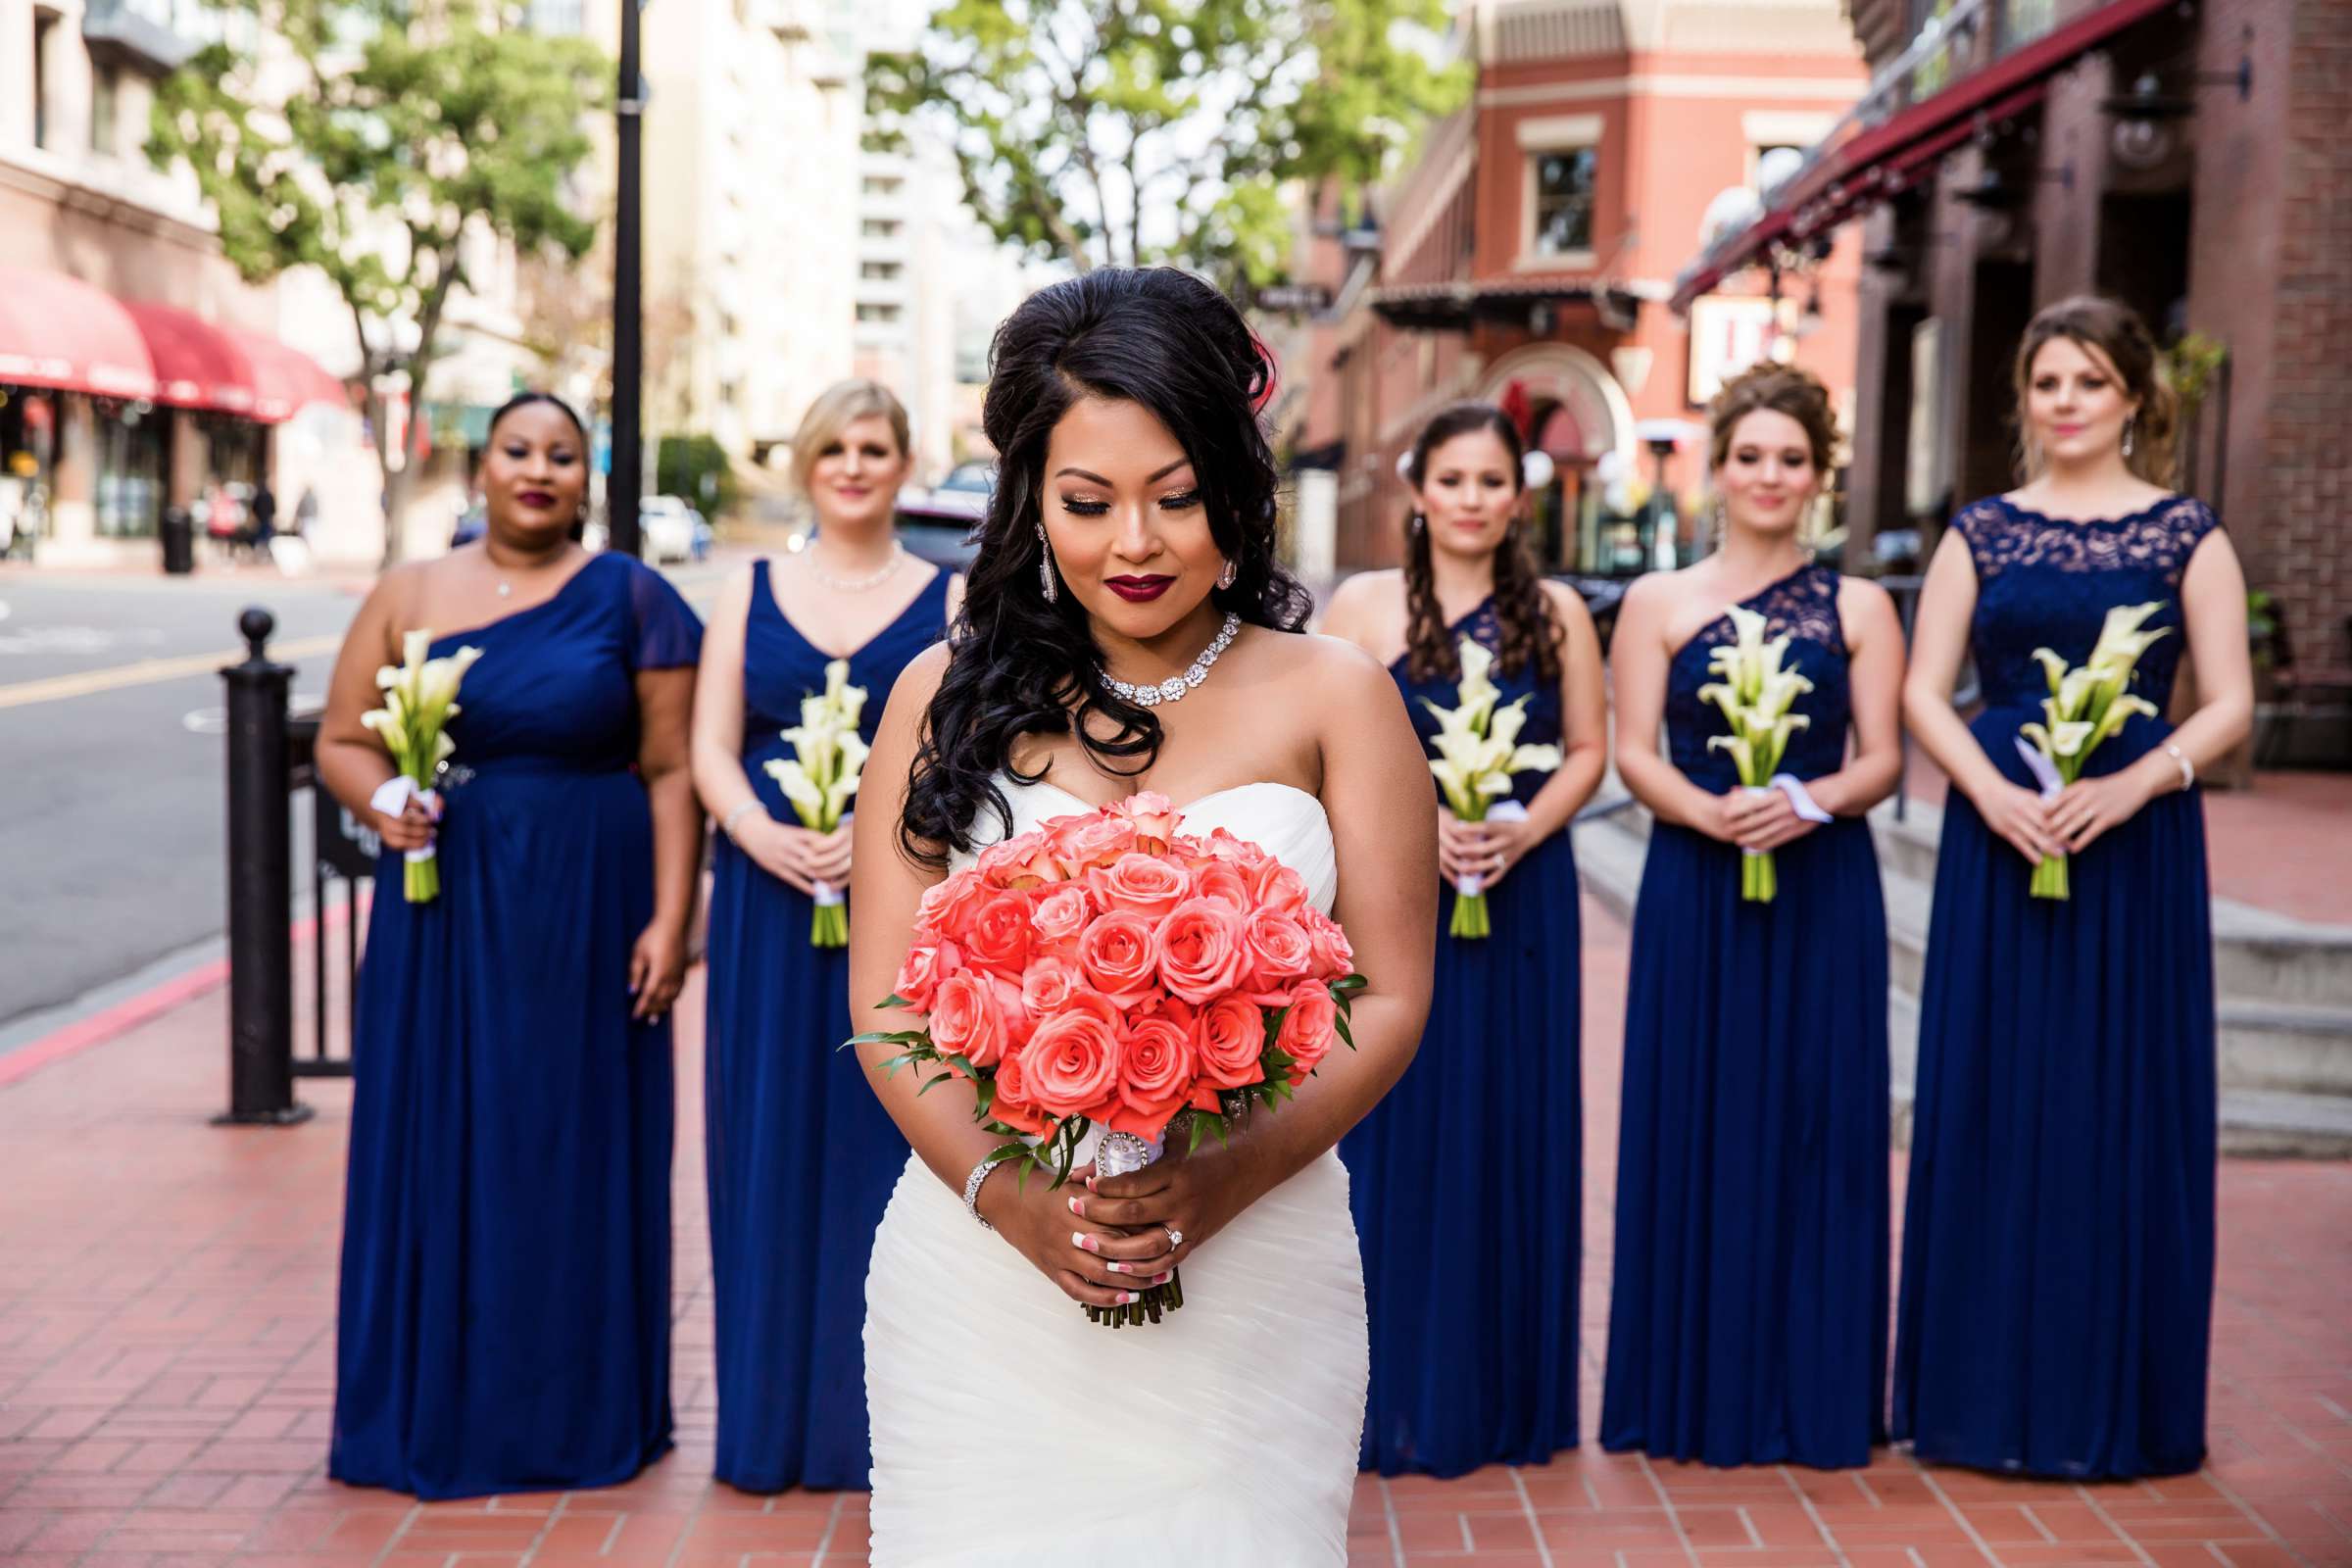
[864,777,1369,1566]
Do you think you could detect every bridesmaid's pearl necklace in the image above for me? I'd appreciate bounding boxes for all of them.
[806,540,906,593]
[1101,612,1241,708]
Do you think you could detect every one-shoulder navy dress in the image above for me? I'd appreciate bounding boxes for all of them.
[1341,596,1584,1477]
[1601,563,1889,1469]
[704,561,948,1492]
[331,552,703,1499]
[1894,495,2222,1479]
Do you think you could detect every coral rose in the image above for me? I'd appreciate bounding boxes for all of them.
[1275,981,1341,1084]
[1194,993,1268,1091]
[1108,1002,1197,1136]
[1192,862,1252,912]
[976,829,1064,890]
[892,940,952,1011]
[912,868,990,941]
[1243,907,1317,988]
[1030,883,1093,954]
[929,970,1014,1069]
[1020,955,1084,1017]
[961,892,1035,979]
[1304,908,1355,980]
[1077,909,1160,1001]
[990,1044,1049,1136]
[1108,790,1182,852]
[1022,992,1124,1120]
[1156,897,1250,1004]
[1254,861,1311,917]
[1045,810,1137,876]
[1090,852,1192,921]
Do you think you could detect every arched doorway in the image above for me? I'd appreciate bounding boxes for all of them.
[1480,345,1635,574]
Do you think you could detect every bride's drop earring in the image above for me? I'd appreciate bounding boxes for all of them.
[1036,522,1058,604]
[1216,558,1237,591]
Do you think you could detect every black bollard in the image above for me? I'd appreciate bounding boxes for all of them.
[216,607,312,1126]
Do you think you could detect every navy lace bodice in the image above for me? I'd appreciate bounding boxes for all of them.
[1954,494,2220,773]
[1666,563,1850,794]
[1392,597,1563,809]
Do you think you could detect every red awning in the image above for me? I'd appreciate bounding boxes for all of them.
[117,300,260,416]
[1670,0,2175,312]
[228,328,347,422]
[0,267,158,401]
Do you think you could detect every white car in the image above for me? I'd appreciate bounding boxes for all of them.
[640,496,698,564]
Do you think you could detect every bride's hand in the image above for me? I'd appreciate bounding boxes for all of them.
[976,1163,1175,1311]
[1069,1137,1261,1277]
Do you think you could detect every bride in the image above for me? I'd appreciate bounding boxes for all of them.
[849,268,1439,1564]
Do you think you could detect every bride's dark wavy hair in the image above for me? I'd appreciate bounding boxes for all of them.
[901,268,1311,867]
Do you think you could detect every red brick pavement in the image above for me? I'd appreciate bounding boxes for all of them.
[2,899,2349,1567]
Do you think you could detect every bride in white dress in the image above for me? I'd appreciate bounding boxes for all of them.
[849,269,1439,1566]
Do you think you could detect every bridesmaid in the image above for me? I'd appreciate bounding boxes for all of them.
[1601,364,1905,1469]
[691,380,962,1493]
[1324,402,1607,1477]
[1893,296,2250,1478]
[319,391,704,1498]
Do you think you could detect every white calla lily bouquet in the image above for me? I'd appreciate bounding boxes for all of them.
[361,630,482,903]
[1420,637,1564,939]
[763,657,870,946]
[2016,601,2170,901]
[1695,604,1817,905]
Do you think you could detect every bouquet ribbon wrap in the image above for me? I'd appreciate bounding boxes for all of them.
[1092,1128,1181,1327]
[368,775,444,866]
[1740,775,1834,858]
[1451,799,1529,901]
[2013,736,2065,804]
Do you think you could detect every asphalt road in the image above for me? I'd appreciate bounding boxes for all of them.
[0,558,728,1044]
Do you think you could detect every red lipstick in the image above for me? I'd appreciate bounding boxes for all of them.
[1105,575,1175,603]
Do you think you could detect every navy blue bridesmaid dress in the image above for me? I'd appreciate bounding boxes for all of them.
[1894,495,2221,1479]
[1341,596,1584,1478]
[330,552,703,1499]
[1601,563,1889,1469]
[704,561,948,1492]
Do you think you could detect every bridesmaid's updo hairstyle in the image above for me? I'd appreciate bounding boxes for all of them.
[789,378,911,497]
[1399,402,1560,688]
[2010,294,2180,486]
[901,268,1311,867]
[1705,363,1839,474]
[486,389,589,445]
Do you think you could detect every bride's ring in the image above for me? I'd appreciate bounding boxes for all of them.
[1163,1225,1184,1251]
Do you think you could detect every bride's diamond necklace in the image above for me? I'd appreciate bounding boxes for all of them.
[1100,612,1241,709]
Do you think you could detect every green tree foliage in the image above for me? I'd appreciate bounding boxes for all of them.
[655,432,737,520]
[867,0,1465,294]
[148,2,608,562]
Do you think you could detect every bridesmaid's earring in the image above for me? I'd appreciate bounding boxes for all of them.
[1036,522,1058,604]
[2123,416,2136,459]
[1216,558,1237,591]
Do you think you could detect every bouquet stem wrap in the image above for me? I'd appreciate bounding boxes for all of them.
[360,630,479,905]
[1086,1130,1183,1330]
[1697,605,1817,905]
[1449,800,1527,939]
[1421,638,1562,942]
[368,776,445,903]
[764,658,869,947]
[1739,777,1833,904]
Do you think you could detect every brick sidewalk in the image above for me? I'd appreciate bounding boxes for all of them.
[2,900,2348,1567]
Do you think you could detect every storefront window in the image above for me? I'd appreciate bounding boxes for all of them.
[94,403,168,538]
[0,387,55,555]
[207,417,267,486]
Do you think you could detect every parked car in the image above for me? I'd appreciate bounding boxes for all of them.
[640,495,705,564]
[891,491,984,570]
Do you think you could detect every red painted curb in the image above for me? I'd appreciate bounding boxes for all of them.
[0,904,354,1090]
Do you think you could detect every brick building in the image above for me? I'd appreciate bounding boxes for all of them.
[1266,0,1866,580]
[1674,0,2350,740]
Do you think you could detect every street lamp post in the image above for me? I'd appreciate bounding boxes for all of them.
[610,0,645,559]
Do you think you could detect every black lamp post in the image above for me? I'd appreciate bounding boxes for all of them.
[609,0,645,559]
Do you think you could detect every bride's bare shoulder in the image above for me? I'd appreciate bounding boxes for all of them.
[1253,628,1400,705]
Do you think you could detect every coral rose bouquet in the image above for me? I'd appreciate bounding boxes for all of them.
[854,792,1366,1329]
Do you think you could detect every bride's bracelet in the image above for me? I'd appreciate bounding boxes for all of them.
[963,1154,1009,1232]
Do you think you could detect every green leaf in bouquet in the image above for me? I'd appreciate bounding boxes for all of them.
[972,1076,997,1120]
[984,1139,1031,1166]
[876,993,913,1010]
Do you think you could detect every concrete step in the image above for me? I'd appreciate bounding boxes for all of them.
[1869,798,2352,1010]
[1572,804,2352,1156]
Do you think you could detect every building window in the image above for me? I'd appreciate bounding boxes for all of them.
[861,174,904,198]
[529,0,585,32]
[860,260,903,281]
[861,218,902,240]
[90,67,120,158]
[32,15,57,149]
[1530,147,1597,257]
[857,303,904,324]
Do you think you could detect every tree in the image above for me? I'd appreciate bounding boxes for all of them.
[149,2,609,563]
[867,0,1465,295]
